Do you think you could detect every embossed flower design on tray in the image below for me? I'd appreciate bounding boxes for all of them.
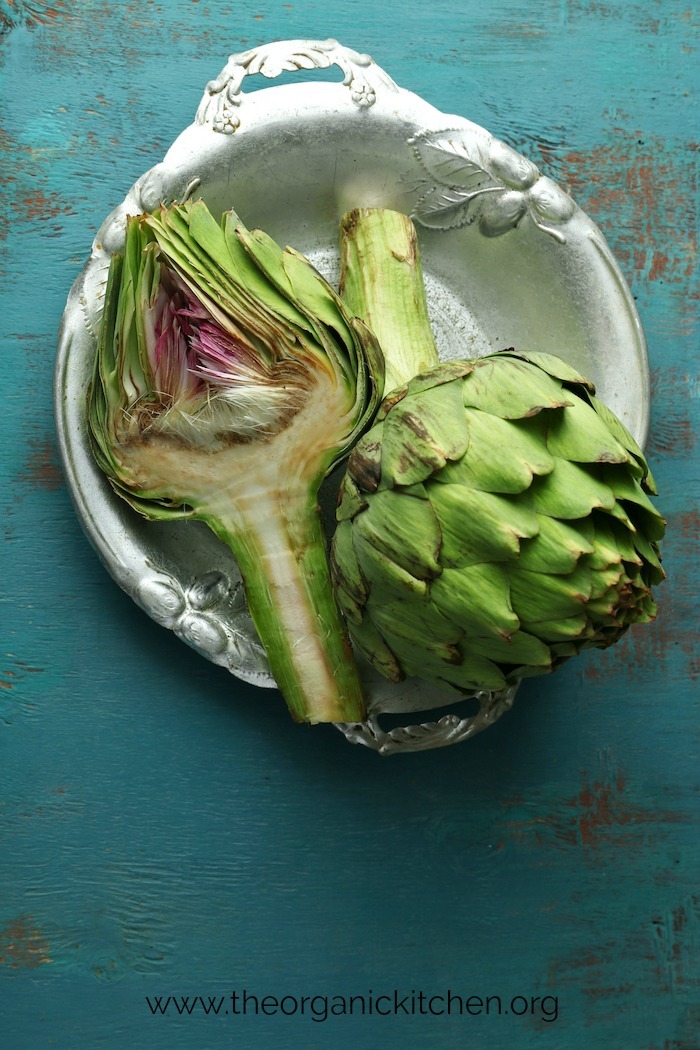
[408,129,576,241]
[134,569,268,675]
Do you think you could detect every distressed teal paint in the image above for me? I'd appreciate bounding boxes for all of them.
[1,1,698,1047]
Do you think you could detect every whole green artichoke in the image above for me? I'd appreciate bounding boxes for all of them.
[331,349,665,692]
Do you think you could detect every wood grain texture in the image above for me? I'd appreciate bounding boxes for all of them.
[1,1,698,1047]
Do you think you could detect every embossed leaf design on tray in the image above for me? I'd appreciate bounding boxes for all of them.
[413,183,506,231]
[409,131,505,230]
[409,129,575,240]
[410,132,498,189]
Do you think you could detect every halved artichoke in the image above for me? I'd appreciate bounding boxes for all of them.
[89,200,384,723]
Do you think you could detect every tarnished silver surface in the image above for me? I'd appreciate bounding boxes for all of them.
[55,38,650,754]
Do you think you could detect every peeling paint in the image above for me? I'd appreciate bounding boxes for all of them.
[0,914,52,969]
[548,896,699,1028]
[20,188,75,222]
[0,124,78,271]
[562,130,698,288]
[0,0,70,38]
[500,752,687,853]
[0,659,44,728]
[17,434,64,491]
[566,0,678,37]
[3,787,86,823]
[1,659,44,691]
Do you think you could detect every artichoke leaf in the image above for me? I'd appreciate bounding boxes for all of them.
[589,394,652,486]
[330,518,368,611]
[547,640,584,660]
[465,629,552,667]
[501,349,596,392]
[510,563,593,622]
[353,532,431,597]
[366,604,511,691]
[430,563,520,637]
[441,651,509,691]
[532,458,617,519]
[598,467,666,541]
[370,598,462,656]
[348,614,405,683]
[380,380,469,486]
[437,409,555,493]
[352,488,442,581]
[518,513,596,574]
[463,356,573,419]
[347,432,383,494]
[336,474,369,523]
[405,360,475,395]
[587,516,637,570]
[630,530,665,583]
[588,562,625,600]
[427,481,539,565]
[545,394,632,465]
[519,613,592,644]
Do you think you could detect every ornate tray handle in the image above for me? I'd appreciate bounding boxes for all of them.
[334,686,519,755]
[195,38,399,133]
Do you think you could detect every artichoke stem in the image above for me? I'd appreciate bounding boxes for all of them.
[339,208,440,392]
[204,492,366,725]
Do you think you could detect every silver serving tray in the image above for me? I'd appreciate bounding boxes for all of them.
[55,39,649,754]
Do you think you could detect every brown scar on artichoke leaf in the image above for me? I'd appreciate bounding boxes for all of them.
[348,439,383,492]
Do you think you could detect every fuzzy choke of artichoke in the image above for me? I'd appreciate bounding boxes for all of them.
[331,208,665,694]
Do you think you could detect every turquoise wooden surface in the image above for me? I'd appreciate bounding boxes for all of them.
[1,2,698,1047]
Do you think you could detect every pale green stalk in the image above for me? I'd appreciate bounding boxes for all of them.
[339,209,439,391]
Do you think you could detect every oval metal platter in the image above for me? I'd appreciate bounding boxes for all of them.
[55,39,650,754]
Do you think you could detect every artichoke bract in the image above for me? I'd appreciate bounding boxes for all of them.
[331,209,664,694]
[89,200,383,723]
